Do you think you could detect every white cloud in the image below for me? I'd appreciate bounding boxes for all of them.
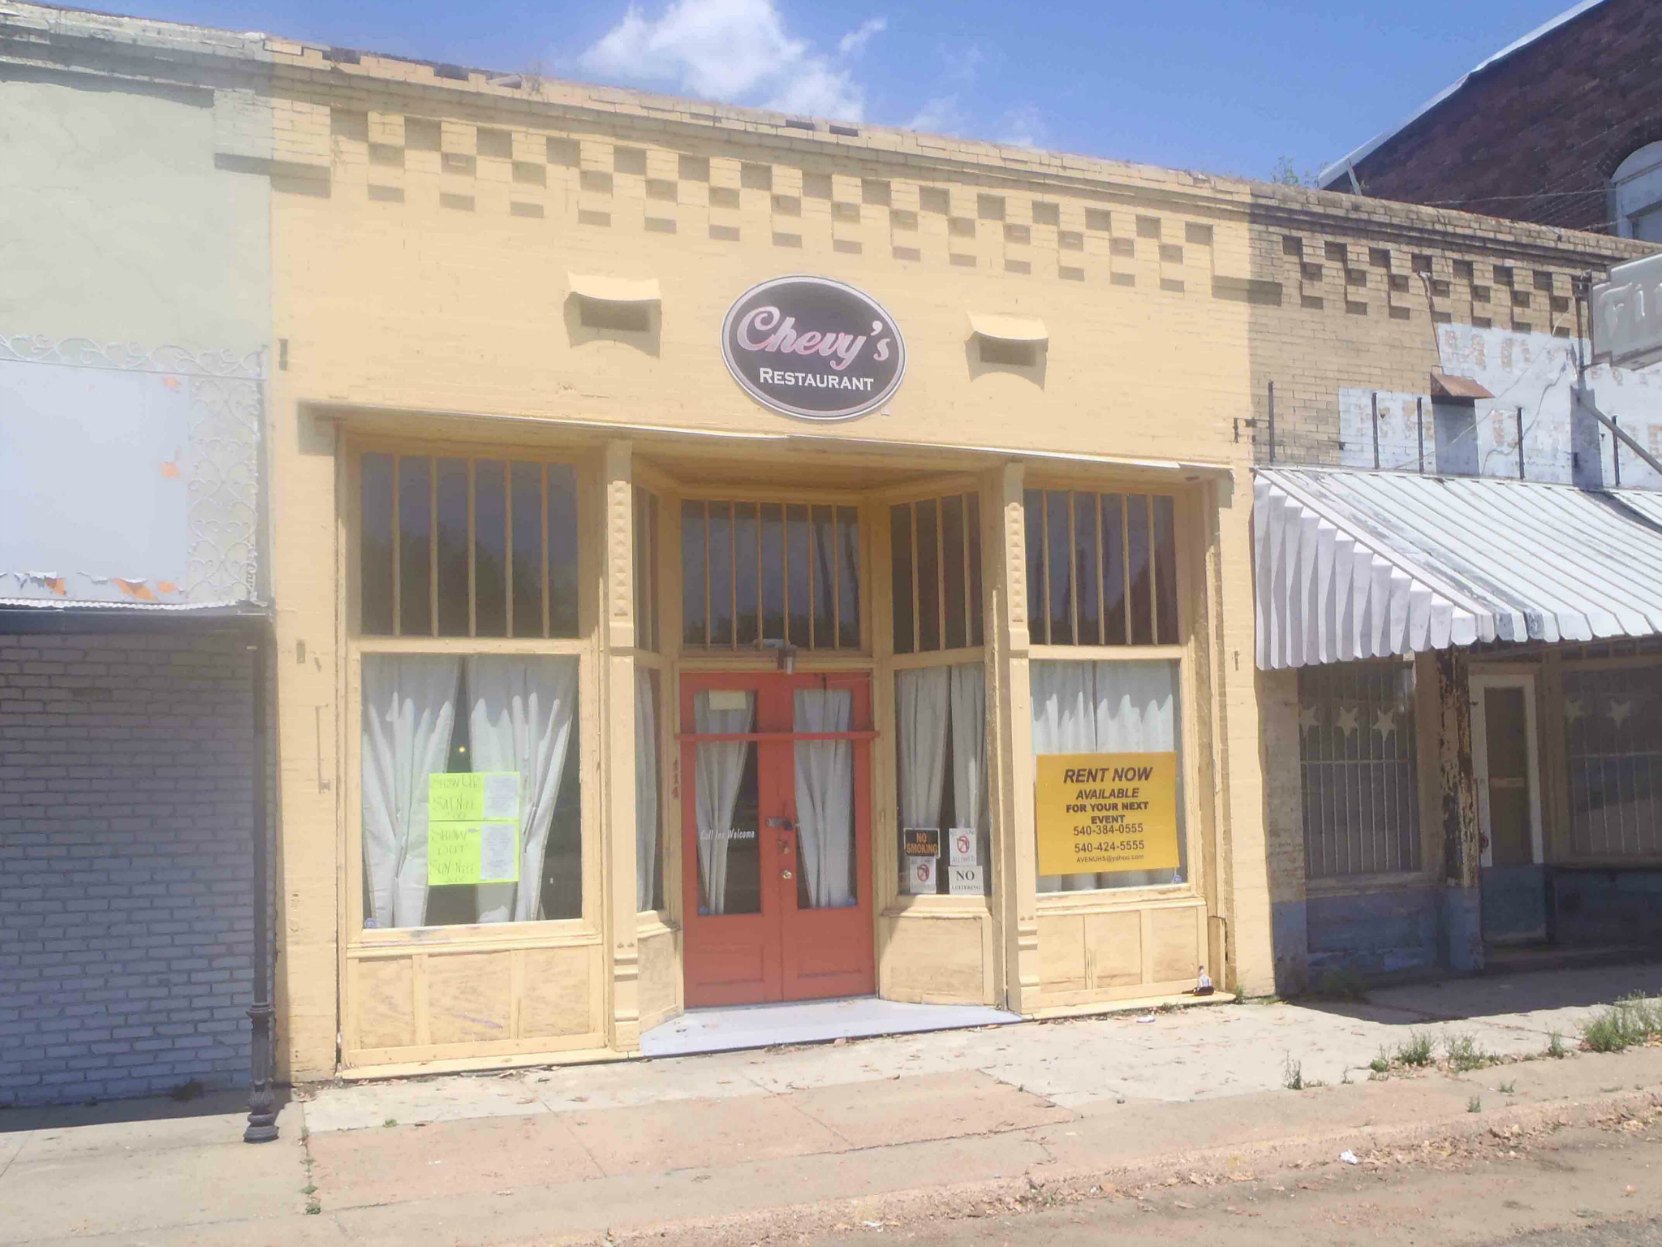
[579,0,885,122]
[906,94,964,135]
[998,104,1050,150]
[838,17,886,57]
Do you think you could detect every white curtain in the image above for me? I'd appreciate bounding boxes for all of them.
[949,664,988,874]
[635,670,660,912]
[695,691,754,915]
[1032,659,1183,892]
[795,688,855,908]
[897,667,950,831]
[466,656,579,923]
[361,655,460,929]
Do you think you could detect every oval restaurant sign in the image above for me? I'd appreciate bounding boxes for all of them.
[720,275,906,421]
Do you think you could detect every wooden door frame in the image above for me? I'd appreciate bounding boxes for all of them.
[1472,673,1544,869]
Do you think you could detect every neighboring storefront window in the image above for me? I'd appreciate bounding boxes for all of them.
[895,664,989,896]
[1023,490,1178,647]
[359,453,580,638]
[360,654,582,928]
[1565,665,1662,858]
[1298,660,1420,878]
[890,492,983,653]
[1032,659,1185,891]
[681,499,860,650]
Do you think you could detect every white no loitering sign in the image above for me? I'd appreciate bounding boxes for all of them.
[1591,251,1662,371]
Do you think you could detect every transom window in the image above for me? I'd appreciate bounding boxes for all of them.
[359,453,579,638]
[1024,489,1179,646]
[681,500,861,650]
[890,492,984,654]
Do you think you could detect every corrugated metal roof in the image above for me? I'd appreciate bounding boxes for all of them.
[1254,466,1662,669]
[1317,0,1609,189]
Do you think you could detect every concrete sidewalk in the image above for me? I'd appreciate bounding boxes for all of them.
[4,961,1660,1246]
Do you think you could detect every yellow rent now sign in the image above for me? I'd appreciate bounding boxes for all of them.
[1034,752,1180,876]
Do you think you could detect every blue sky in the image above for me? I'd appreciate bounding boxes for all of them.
[131,0,1577,180]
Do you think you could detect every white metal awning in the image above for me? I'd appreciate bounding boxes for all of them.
[1254,467,1662,670]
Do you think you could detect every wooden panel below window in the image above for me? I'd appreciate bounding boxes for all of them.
[879,910,992,1005]
[1038,900,1207,1008]
[352,956,417,1050]
[637,922,681,1031]
[342,939,606,1069]
[520,946,597,1039]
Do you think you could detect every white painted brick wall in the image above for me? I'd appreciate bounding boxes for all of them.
[0,630,255,1106]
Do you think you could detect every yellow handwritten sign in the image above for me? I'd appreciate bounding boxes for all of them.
[428,772,520,885]
[1035,752,1180,877]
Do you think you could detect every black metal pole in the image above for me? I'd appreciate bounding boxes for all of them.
[245,622,278,1144]
[1267,380,1276,464]
[1371,390,1380,470]
[1516,406,1526,480]
[1416,396,1425,474]
[1615,411,1623,488]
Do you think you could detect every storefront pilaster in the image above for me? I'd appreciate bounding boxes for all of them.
[600,441,642,1050]
[985,463,1041,1014]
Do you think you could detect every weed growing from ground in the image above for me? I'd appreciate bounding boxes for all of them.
[1546,1031,1568,1059]
[1395,1032,1436,1068]
[1467,1096,1482,1113]
[1581,994,1662,1053]
[1444,1032,1497,1072]
[1283,1055,1304,1091]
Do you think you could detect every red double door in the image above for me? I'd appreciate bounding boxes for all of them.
[680,671,875,1007]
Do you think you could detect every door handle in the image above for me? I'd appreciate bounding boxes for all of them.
[781,869,794,880]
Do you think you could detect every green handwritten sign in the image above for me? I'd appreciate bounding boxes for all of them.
[428,772,520,885]
[428,821,520,885]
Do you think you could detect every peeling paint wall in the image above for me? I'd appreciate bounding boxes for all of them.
[1338,325,1662,487]
[0,71,270,607]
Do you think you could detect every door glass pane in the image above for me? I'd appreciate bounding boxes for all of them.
[397,456,432,637]
[693,690,758,915]
[794,688,856,909]
[1485,687,1533,866]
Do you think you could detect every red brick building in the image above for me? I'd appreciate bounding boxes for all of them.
[1319,0,1662,241]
